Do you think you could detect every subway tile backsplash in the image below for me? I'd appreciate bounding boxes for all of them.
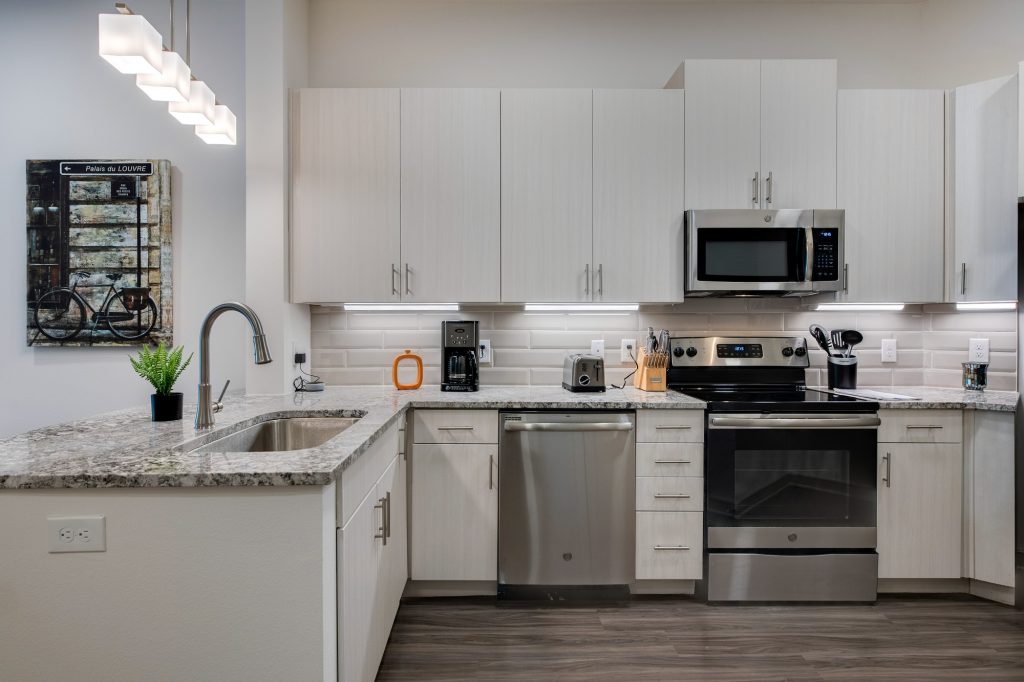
[310,302,1018,391]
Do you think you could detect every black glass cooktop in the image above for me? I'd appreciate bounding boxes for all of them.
[673,386,879,413]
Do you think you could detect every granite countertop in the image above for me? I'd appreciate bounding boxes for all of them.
[0,385,704,490]
[813,386,1020,412]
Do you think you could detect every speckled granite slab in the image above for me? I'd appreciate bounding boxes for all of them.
[0,386,704,489]
[814,386,1019,412]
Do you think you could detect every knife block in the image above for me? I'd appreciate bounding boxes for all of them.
[633,349,667,392]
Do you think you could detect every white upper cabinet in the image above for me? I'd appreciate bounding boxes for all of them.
[501,90,594,302]
[760,60,837,209]
[593,90,686,303]
[684,60,761,210]
[291,88,401,303]
[400,89,501,303]
[1019,62,1023,198]
[838,90,945,303]
[948,74,1019,302]
[684,59,836,210]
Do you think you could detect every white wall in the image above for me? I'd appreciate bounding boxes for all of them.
[0,0,252,438]
[308,0,1023,89]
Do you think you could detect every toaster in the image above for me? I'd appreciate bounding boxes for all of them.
[562,353,606,393]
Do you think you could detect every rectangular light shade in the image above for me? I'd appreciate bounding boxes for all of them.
[955,301,1016,311]
[343,303,459,311]
[168,80,216,125]
[816,303,905,311]
[195,105,237,145]
[136,51,191,102]
[524,304,640,312]
[98,13,163,75]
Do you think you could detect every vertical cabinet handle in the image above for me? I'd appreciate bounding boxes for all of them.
[489,454,494,490]
[882,452,891,488]
[752,171,759,206]
[584,264,590,297]
[385,491,392,539]
[404,263,411,296]
[391,264,399,296]
[960,262,967,296]
[843,264,849,293]
[765,171,773,205]
[597,264,603,296]
[374,497,388,545]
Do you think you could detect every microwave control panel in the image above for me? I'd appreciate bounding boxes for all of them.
[810,228,840,281]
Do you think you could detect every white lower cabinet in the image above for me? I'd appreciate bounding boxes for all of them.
[636,512,703,580]
[966,411,1015,588]
[410,441,499,581]
[877,442,963,579]
[338,423,406,682]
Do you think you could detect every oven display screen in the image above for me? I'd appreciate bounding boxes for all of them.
[717,343,763,358]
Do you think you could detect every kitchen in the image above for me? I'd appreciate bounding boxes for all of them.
[2,0,1024,680]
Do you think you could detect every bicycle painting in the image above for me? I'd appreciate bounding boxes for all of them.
[26,159,173,347]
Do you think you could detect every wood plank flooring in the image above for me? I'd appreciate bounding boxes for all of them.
[377,596,1024,681]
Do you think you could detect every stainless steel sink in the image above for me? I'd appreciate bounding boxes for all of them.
[189,417,361,453]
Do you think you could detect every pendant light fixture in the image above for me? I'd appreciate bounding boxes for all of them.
[98,1,236,145]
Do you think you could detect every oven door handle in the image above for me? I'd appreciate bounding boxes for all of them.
[708,416,880,430]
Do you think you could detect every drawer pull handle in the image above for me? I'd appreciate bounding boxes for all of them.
[653,545,690,551]
[437,426,475,431]
[905,425,943,429]
[655,425,692,430]
[654,459,691,464]
[654,493,691,499]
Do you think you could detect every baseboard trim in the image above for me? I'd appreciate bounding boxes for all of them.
[877,578,969,594]
[630,580,696,595]
[403,580,497,598]
[970,579,1015,606]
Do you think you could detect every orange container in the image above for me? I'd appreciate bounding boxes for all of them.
[392,349,424,390]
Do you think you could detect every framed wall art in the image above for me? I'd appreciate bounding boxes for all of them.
[25,159,172,347]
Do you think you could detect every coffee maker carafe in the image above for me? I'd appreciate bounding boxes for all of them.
[441,321,480,392]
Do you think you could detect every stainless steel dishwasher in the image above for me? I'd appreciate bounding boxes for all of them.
[498,411,635,597]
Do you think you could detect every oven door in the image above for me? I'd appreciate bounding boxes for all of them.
[705,413,879,550]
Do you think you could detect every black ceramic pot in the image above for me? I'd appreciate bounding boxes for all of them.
[151,392,184,422]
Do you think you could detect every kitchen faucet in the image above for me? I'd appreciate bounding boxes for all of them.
[195,302,273,429]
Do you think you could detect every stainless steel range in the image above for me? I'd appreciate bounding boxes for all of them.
[668,336,880,602]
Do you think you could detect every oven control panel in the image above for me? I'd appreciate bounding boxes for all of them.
[669,336,809,368]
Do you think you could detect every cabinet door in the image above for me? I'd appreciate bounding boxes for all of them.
[501,90,593,302]
[291,88,401,303]
[838,90,944,303]
[684,60,761,209]
[949,74,1019,302]
[970,412,1015,587]
[401,89,501,302]
[760,60,837,209]
[374,456,405,661]
[593,90,685,303]
[338,486,383,682]
[877,443,962,579]
[410,443,498,580]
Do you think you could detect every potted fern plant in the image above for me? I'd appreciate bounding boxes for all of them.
[129,342,193,422]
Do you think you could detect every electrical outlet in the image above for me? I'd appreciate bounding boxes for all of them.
[880,338,898,363]
[478,339,492,364]
[48,516,106,553]
[969,338,990,363]
[621,338,636,364]
[591,339,605,356]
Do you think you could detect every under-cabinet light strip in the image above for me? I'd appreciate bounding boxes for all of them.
[955,302,1016,311]
[342,303,460,312]
[815,303,905,312]
[524,304,640,312]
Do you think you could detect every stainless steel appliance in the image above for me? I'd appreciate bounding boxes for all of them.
[441,320,479,392]
[685,209,844,296]
[668,336,880,602]
[561,353,606,392]
[498,412,635,597]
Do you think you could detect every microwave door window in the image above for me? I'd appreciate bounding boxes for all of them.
[705,241,788,278]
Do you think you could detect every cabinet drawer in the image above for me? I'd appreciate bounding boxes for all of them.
[412,409,499,444]
[878,410,962,443]
[636,512,703,580]
[636,410,704,443]
[636,443,704,477]
[636,476,703,511]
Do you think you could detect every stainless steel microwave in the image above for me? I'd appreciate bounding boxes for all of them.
[685,209,844,296]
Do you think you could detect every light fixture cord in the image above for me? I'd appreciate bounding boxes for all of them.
[185,0,191,66]
[169,0,174,51]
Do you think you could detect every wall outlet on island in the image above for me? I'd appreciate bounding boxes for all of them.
[969,338,990,363]
[48,516,106,553]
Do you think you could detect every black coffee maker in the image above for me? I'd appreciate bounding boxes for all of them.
[441,320,479,392]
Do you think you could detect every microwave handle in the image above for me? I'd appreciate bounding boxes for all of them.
[801,227,813,282]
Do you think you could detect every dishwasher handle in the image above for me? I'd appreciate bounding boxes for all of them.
[503,421,634,433]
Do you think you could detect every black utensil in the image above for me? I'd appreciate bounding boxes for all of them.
[841,330,863,358]
[809,325,831,357]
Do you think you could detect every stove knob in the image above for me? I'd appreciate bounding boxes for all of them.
[781,347,794,357]
[686,347,698,358]
[793,347,807,357]
[672,346,684,358]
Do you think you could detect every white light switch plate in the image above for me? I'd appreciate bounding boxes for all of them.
[478,339,492,364]
[621,338,636,364]
[48,516,106,553]
[591,339,605,356]
[969,338,990,363]
[880,338,898,363]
